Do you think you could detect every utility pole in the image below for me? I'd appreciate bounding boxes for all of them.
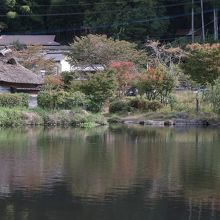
[214,1,219,41]
[192,0,195,43]
[200,0,205,42]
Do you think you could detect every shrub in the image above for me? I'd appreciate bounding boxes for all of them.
[68,80,84,93]
[17,93,29,107]
[0,108,24,127]
[37,90,69,109]
[128,96,148,110]
[0,94,27,108]
[43,75,64,90]
[205,78,220,114]
[146,100,163,111]
[38,90,88,110]
[167,94,177,111]
[64,91,88,109]
[109,100,130,113]
[61,71,81,89]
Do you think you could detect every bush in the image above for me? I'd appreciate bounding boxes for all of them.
[0,108,24,127]
[37,90,68,109]
[109,97,163,113]
[205,78,220,114]
[64,91,88,109]
[17,93,29,108]
[128,96,148,110]
[43,75,64,90]
[109,100,130,113]
[37,90,88,110]
[0,93,28,108]
[146,100,163,111]
[61,71,80,89]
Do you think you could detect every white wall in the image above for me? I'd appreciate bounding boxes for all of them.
[61,59,71,72]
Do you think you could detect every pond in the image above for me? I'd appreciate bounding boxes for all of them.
[0,125,220,220]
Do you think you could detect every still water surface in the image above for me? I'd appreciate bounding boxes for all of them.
[0,125,220,220]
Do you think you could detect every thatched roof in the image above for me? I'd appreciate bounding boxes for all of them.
[0,49,43,85]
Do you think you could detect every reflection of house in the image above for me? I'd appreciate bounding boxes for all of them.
[0,49,43,93]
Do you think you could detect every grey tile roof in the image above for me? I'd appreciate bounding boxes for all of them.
[0,35,60,46]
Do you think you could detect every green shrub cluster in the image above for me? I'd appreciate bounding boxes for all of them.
[37,90,88,110]
[0,108,24,127]
[146,100,163,111]
[205,78,220,114]
[0,107,107,128]
[129,96,148,110]
[109,97,163,113]
[17,93,29,107]
[109,100,131,113]
[0,93,29,108]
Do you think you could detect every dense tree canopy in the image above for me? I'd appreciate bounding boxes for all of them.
[67,34,148,69]
[0,0,218,44]
[181,43,220,86]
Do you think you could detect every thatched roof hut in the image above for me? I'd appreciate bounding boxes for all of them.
[0,49,43,93]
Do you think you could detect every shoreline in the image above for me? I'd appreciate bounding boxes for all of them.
[0,107,220,128]
[108,113,220,128]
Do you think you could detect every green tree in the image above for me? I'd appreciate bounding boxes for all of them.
[80,69,118,112]
[83,0,169,43]
[181,43,220,86]
[67,34,148,69]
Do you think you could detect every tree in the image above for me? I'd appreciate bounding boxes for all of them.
[110,61,138,96]
[136,65,175,102]
[80,69,118,112]
[67,34,148,70]
[181,43,220,86]
[145,40,185,68]
[14,45,56,74]
[83,0,169,43]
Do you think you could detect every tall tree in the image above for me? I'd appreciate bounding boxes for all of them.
[83,0,169,43]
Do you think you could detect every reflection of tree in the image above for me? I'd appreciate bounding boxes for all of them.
[0,126,220,218]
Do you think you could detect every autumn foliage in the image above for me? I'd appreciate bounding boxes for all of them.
[14,45,56,74]
[44,75,64,90]
[136,65,175,102]
[110,61,137,95]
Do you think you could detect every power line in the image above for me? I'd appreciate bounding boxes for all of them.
[0,1,215,17]
[4,9,217,35]
[156,19,215,42]
[24,0,212,7]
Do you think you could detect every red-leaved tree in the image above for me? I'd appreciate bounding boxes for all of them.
[110,61,137,96]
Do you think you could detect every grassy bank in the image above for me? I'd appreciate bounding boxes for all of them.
[107,91,220,126]
[0,107,107,128]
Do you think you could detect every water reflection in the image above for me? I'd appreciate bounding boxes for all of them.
[0,126,220,219]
